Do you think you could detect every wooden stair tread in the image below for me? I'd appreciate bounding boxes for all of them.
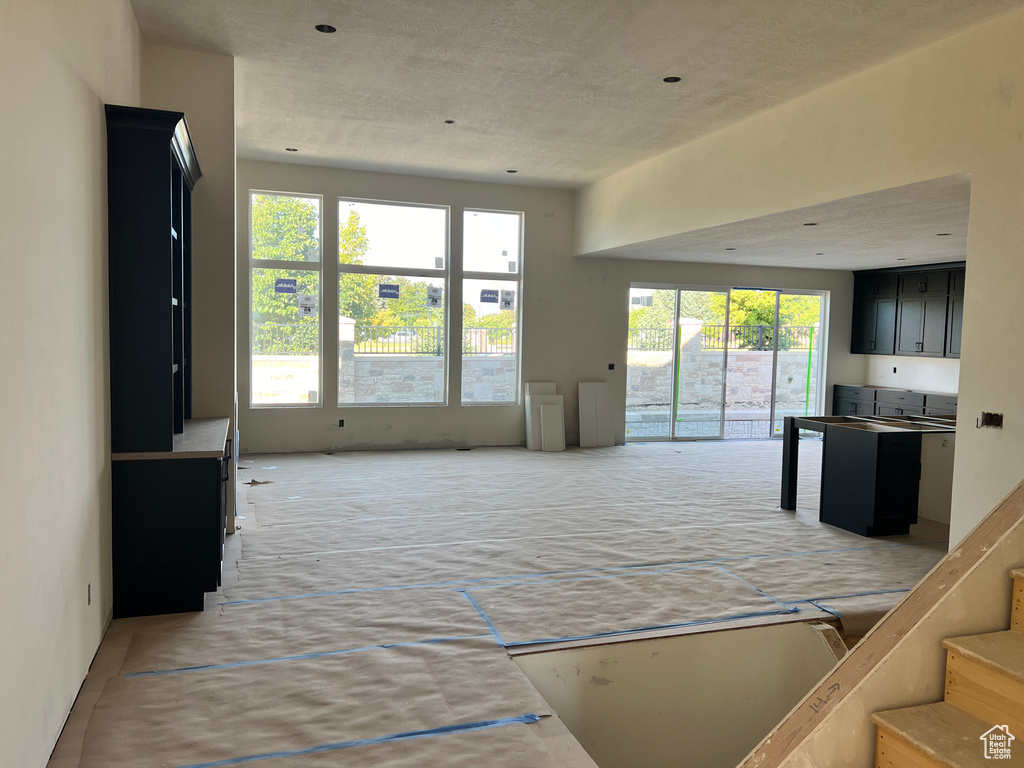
[872,702,1005,767]
[944,631,1024,681]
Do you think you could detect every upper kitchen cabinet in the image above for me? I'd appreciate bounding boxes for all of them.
[851,272,897,355]
[850,263,964,359]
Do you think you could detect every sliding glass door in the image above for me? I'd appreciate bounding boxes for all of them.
[674,289,729,439]
[626,284,825,441]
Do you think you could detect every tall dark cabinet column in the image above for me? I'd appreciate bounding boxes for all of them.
[106,105,230,618]
[106,105,201,452]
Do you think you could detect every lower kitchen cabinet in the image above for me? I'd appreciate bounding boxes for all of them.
[820,424,922,536]
[111,418,229,618]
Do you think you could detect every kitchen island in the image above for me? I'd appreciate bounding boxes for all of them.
[781,414,955,536]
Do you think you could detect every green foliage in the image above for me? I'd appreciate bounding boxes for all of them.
[250,194,322,328]
[252,196,525,357]
[252,193,320,262]
[711,290,820,327]
[628,290,724,330]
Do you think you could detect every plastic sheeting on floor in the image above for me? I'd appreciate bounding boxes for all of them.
[57,440,946,768]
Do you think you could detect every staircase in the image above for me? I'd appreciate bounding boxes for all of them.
[871,568,1024,766]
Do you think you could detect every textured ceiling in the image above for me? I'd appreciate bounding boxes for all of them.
[582,175,972,270]
[131,0,1022,188]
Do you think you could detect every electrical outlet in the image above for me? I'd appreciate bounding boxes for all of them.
[892,367,897,374]
[338,419,344,427]
[608,363,615,370]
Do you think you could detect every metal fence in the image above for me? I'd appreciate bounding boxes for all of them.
[628,325,816,352]
[252,322,319,355]
[251,323,516,356]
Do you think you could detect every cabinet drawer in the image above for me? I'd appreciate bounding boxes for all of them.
[835,385,875,401]
[876,389,926,407]
[834,398,874,417]
[877,404,925,416]
[924,394,958,410]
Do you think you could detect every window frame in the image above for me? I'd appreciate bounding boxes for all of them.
[461,207,525,406]
[337,196,451,407]
[248,189,324,409]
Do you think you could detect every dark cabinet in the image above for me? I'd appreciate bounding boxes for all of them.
[834,385,875,416]
[897,271,949,297]
[852,294,896,355]
[852,263,964,359]
[946,296,964,358]
[896,296,948,357]
[833,385,955,417]
[820,424,922,536]
[112,426,230,618]
[106,105,201,453]
[106,104,230,617]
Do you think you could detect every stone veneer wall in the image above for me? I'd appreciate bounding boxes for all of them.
[625,330,820,438]
[338,350,517,403]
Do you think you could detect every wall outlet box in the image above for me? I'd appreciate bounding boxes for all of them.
[978,412,1003,428]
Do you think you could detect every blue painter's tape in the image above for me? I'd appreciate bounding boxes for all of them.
[176,713,542,768]
[712,564,792,611]
[455,590,506,646]
[124,635,488,679]
[808,600,843,620]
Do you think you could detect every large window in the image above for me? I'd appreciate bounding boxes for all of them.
[462,210,522,404]
[249,192,322,406]
[338,199,449,404]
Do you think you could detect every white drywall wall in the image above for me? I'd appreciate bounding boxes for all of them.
[576,7,1024,545]
[865,355,960,395]
[0,2,141,766]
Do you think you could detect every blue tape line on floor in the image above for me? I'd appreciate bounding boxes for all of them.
[124,635,489,678]
[455,589,507,646]
[712,564,791,610]
[221,540,944,607]
[176,713,542,768]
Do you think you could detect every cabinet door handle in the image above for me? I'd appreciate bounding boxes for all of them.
[919,280,927,292]
[869,340,876,351]
[916,341,923,352]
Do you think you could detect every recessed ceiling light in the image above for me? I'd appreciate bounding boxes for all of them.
[506,169,517,174]
[285,147,298,152]
[725,247,736,251]
[315,24,337,33]
[936,232,952,236]
[803,222,818,226]
[663,76,681,83]
[897,258,907,261]
[816,252,824,256]
[443,119,455,124]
